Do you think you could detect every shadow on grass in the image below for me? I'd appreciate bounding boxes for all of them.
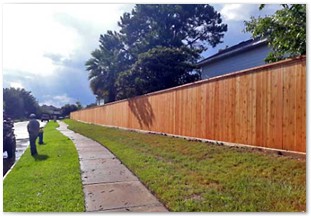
[33,154,49,161]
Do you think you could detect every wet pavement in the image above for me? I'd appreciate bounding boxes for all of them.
[3,120,47,176]
[57,121,168,212]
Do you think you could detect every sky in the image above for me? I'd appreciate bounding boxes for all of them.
[2,3,281,108]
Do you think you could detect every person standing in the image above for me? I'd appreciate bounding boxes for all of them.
[27,114,40,156]
[38,127,44,144]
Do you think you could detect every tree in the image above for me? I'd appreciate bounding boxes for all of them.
[86,31,132,103]
[118,4,227,58]
[244,4,306,62]
[116,46,199,99]
[60,103,79,117]
[85,103,97,108]
[75,101,83,110]
[86,4,227,102]
[3,88,40,119]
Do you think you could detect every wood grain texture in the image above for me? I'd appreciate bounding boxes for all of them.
[71,57,306,152]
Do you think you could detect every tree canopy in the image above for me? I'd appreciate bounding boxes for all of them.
[116,46,199,99]
[3,88,40,119]
[86,4,227,102]
[244,4,306,62]
[60,102,82,117]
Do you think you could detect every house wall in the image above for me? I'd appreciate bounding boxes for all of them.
[201,44,272,79]
[71,57,306,153]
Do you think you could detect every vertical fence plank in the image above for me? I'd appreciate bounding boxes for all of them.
[191,87,197,137]
[245,73,251,145]
[237,75,242,144]
[275,66,284,150]
[269,67,281,149]
[196,85,202,138]
[200,84,206,139]
[206,83,211,139]
[229,76,236,143]
[266,69,272,148]
[207,81,215,139]
[301,60,306,152]
[214,81,220,140]
[262,69,268,148]
[249,72,257,146]
[282,64,295,150]
[221,79,230,140]
[295,62,303,152]
[178,89,183,136]
[289,63,297,151]
[218,79,224,141]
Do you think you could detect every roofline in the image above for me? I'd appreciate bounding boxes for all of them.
[196,38,268,67]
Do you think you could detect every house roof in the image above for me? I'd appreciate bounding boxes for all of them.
[196,37,268,67]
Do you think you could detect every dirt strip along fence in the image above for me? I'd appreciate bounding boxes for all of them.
[71,56,306,153]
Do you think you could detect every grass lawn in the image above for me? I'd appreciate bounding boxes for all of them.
[64,119,306,212]
[3,121,85,212]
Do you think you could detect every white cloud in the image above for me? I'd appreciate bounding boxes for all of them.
[2,3,134,107]
[220,4,253,21]
[3,4,79,76]
[40,94,77,108]
[220,4,281,22]
[10,82,24,89]
[3,4,133,77]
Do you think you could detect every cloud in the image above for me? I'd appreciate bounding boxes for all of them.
[10,82,24,89]
[52,4,134,53]
[3,4,134,77]
[3,63,95,108]
[43,53,65,65]
[40,94,77,108]
[219,4,281,22]
[3,4,134,107]
[3,4,79,76]
[220,4,250,21]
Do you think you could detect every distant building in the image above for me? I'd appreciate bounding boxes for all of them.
[40,105,58,114]
[197,38,271,79]
[40,104,62,118]
[97,98,105,106]
[52,110,62,119]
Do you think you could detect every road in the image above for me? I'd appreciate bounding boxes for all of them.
[3,120,47,176]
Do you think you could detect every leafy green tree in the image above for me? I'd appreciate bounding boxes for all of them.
[75,101,83,110]
[116,46,199,99]
[3,88,40,119]
[118,4,227,59]
[60,104,79,117]
[85,103,97,108]
[244,4,306,62]
[86,4,227,102]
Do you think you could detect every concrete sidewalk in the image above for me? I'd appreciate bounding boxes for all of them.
[57,121,168,212]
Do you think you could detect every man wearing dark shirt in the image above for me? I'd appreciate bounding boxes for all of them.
[27,114,40,156]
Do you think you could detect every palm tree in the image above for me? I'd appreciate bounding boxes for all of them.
[85,31,129,103]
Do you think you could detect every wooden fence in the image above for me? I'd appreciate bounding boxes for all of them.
[71,56,306,153]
